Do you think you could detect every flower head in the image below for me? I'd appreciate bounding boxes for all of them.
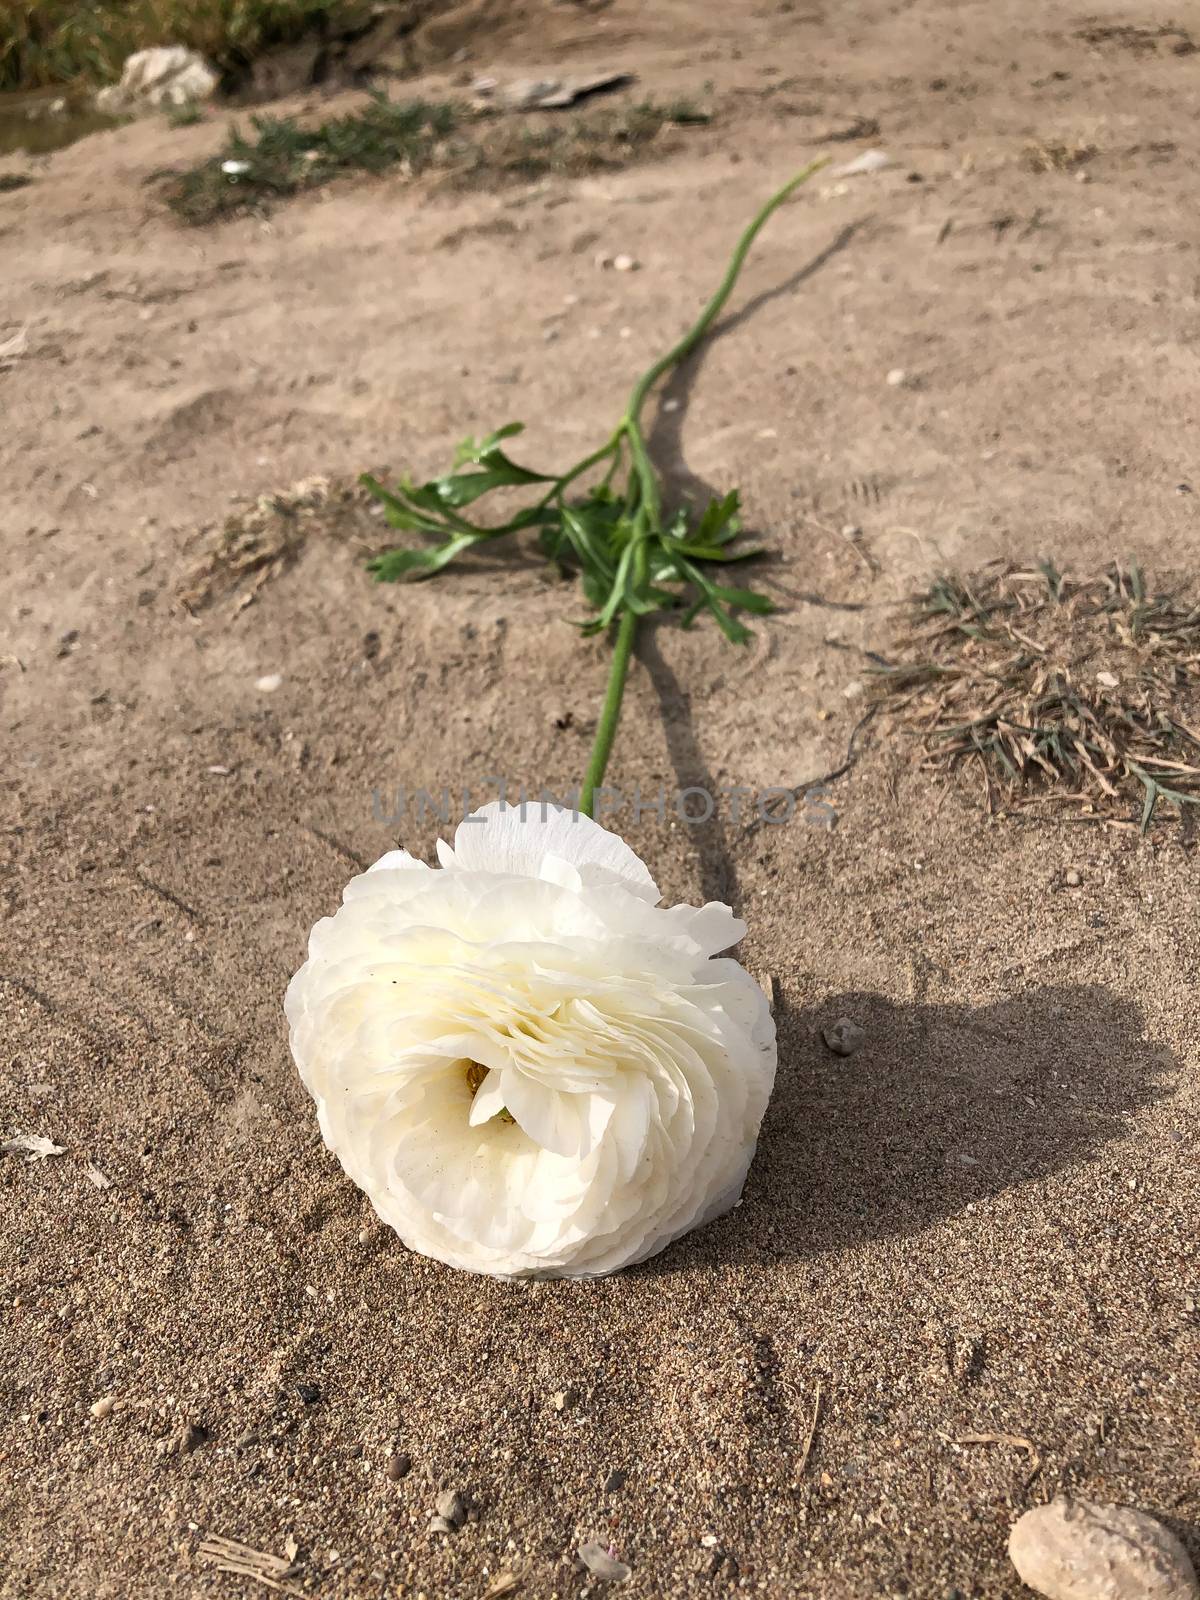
[285,803,776,1277]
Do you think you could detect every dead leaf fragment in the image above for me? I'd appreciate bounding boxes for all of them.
[484,1572,525,1598]
[3,1132,66,1161]
[198,1534,305,1597]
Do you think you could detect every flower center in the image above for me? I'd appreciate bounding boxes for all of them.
[464,1060,515,1124]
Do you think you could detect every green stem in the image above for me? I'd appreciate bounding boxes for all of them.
[623,158,826,432]
[576,161,827,820]
[579,600,640,819]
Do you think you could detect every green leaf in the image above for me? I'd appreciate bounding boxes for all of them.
[672,541,764,563]
[693,489,742,545]
[368,533,478,582]
[709,583,774,614]
[360,473,451,534]
[434,465,546,508]
[596,540,638,630]
[453,422,525,466]
[561,504,618,581]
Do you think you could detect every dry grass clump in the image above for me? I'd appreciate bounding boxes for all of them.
[448,97,708,187]
[179,474,379,611]
[869,561,1200,832]
[1022,139,1097,174]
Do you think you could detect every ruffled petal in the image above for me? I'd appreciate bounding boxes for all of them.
[446,801,660,902]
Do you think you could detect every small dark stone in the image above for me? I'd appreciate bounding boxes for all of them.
[822,1018,866,1057]
[295,1382,322,1405]
[604,1468,628,1493]
[386,1451,411,1481]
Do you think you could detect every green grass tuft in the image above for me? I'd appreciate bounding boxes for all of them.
[164,93,709,224]
[165,91,457,222]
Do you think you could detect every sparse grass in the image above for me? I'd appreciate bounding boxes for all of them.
[164,93,709,224]
[165,91,457,221]
[448,98,709,187]
[0,0,374,92]
[869,561,1200,833]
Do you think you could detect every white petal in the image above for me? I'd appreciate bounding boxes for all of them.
[448,802,659,902]
[367,849,429,873]
[467,1068,508,1127]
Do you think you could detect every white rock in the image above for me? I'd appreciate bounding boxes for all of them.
[836,148,893,178]
[577,1543,631,1583]
[222,160,251,177]
[886,367,908,387]
[1009,1497,1199,1600]
[255,673,282,692]
[95,47,219,115]
[612,254,639,272]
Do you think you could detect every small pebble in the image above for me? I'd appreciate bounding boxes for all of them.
[551,1387,577,1412]
[295,1382,321,1405]
[1064,868,1082,887]
[604,1468,628,1493]
[577,1543,632,1583]
[428,1515,456,1536]
[255,673,282,692]
[822,1018,865,1057]
[435,1488,467,1528]
[612,254,639,272]
[885,367,908,387]
[386,1452,411,1481]
[90,1396,117,1420]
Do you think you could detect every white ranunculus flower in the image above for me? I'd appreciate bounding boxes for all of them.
[285,802,776,1278]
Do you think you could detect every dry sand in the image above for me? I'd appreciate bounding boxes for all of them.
[2,1,1198,1596]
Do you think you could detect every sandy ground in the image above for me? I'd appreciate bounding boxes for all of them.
[2,1,1199,1596]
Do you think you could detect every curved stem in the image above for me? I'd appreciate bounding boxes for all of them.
[623,159,826,431]
[577,163,826,819]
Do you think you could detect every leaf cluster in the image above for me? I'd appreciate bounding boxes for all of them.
[363,422,772,644]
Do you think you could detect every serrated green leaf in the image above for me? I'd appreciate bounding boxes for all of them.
[368,532,478,582]
[434,464,546,507]
[693,488,741,545]
[453,421,525,467]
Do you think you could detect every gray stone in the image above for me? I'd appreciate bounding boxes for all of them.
[577,1543,631,1583]
[435,1488,467,1528]
[822,1018,866,1057]
[1009,1497,1198,1600]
